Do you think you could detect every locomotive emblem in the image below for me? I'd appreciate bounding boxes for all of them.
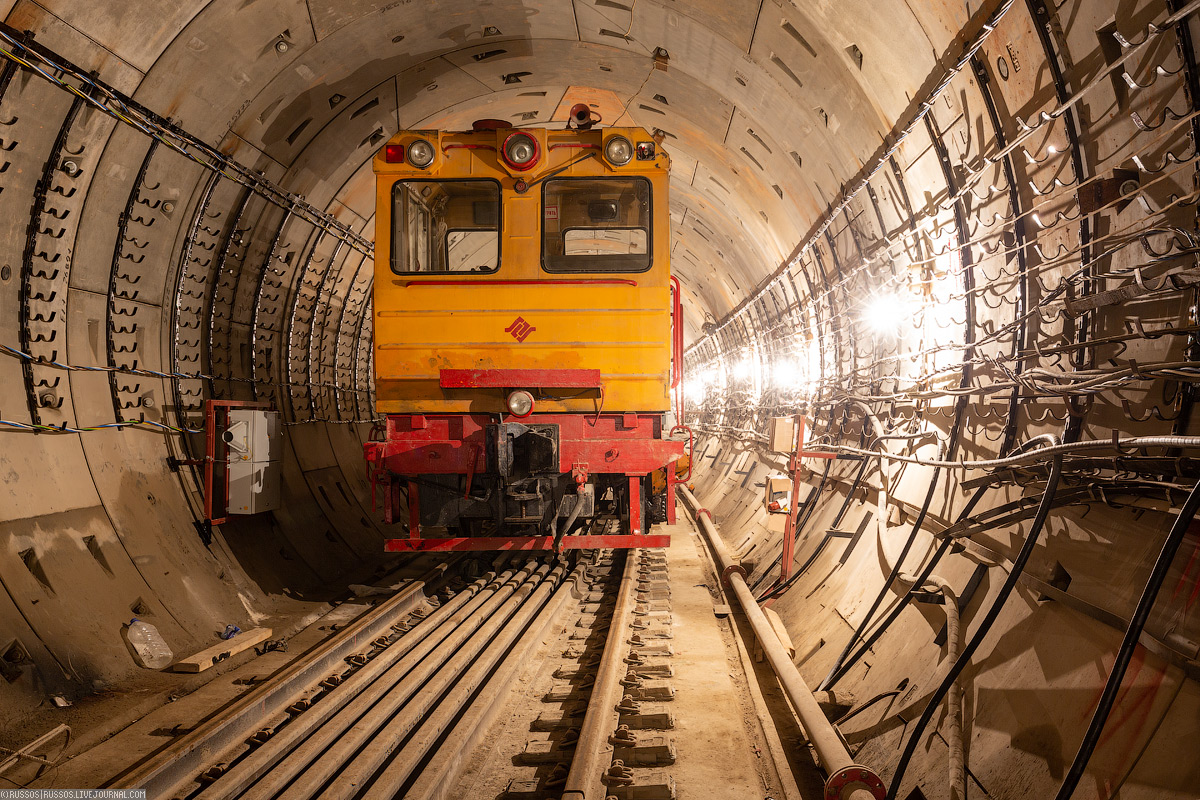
[505,316,536,343]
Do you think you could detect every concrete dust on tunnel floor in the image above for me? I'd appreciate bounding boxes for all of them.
[655,521,785,799]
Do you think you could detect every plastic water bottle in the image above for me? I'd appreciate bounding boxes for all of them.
[124,618,173,669]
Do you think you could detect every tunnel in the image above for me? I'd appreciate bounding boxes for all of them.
[1,0,1199,798]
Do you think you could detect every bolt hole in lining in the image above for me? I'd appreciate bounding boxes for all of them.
[1,640,30,682]
[83,535,116,577]
[19,548,54,593]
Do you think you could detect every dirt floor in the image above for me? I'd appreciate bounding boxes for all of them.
[451,524,790,799]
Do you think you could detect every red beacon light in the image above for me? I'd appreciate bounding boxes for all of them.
[569,103,596,130]
[384,143,404,163]
[472,118,512,131]
[501,131,540,171]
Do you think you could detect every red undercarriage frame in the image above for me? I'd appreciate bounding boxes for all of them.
[365,412,686,551]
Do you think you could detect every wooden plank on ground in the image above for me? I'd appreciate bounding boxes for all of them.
[173,628,273,673]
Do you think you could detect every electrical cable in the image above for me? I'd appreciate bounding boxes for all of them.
[687,161,1200,410]
[884,446,1064,800]
[0,23,372,256]
[813,434,1200,470]
[751,456,833,595]
[816,446,945,689]
[0,342,356,393]
[1051,475,1200,799]
[760,432,1026,607]
[685,0,1200,355]
[0,418,203,435]
[759,433,934,604]
[0,342,383,432]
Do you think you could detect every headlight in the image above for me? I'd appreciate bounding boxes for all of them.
[407,138,435,168]
[506,390,534,417]
[636,141,656,160]
[502,132,540,171]
[605,135,633,166]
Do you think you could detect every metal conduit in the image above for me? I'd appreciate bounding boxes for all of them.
[116,561,450,799]
[678,486,884,800]
[362,562,571,800]
[273,562,543,800]
[334,563,553,800]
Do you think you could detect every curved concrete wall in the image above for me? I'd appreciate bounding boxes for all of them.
[0,0,1197,797]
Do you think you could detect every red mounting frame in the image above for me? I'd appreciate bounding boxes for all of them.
[773,414,843,590]
[174,399,271,524]
[366,412,686,551]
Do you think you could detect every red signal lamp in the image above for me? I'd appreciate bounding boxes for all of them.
[501,132,540,171]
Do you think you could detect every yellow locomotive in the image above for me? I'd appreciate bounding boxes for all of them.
[364,108,686,551]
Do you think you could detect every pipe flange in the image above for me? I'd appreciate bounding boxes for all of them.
[824,765,886,800]
[720,563,747,588]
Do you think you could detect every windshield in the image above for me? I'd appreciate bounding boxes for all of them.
[390,179,500,274]
[542,177,651,272]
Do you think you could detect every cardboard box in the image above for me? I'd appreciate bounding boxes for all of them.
[769,417,796,453]
[764,475,792,512]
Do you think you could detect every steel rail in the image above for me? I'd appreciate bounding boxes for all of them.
[678,486,883,800]
[108,561,449,798]
[560,550,638,800]
[222,567,514,800]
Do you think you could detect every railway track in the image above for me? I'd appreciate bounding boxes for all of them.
[96,525,796,800]
[100,549,691,800]
[125,557,577,800]
[451,549,678,800]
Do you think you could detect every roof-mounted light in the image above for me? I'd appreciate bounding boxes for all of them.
[384,144,404,163]
[502,132,540,171]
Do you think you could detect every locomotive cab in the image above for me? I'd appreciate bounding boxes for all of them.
[365,120,686,552]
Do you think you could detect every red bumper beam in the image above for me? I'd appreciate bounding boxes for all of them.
[384,534,670,552]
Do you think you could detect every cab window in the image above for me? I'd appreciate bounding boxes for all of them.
[390,179,500,274]
[542,177,651,272]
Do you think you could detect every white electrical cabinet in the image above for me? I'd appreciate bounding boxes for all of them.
[225,409,282,514]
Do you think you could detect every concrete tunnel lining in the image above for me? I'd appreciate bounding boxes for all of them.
[1,0,1200,797]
